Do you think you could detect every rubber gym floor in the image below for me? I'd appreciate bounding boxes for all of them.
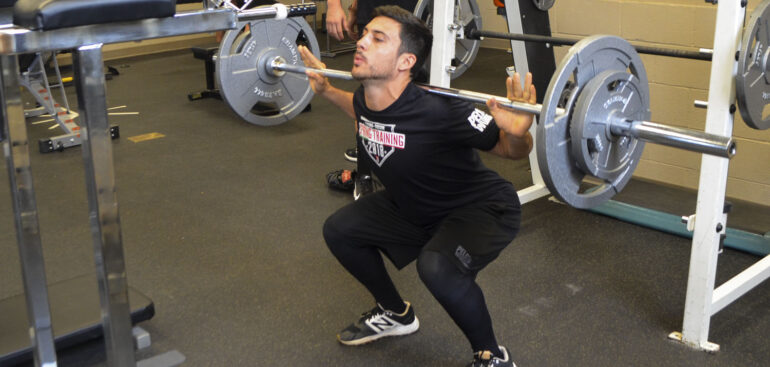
[1,46,769,367]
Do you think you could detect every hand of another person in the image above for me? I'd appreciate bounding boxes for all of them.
[345,2,358,39]
[326,1,349,41]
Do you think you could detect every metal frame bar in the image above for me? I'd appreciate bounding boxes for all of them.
[0,10,236,55]
[711,254,770,314]
[73,43,136,366]
[672,0,760,352]
[1,54,58,367]
[428,0,456,87]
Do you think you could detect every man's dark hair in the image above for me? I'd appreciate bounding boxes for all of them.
[371,5,433,79]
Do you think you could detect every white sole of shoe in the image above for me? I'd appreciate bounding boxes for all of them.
[337,317,420,346]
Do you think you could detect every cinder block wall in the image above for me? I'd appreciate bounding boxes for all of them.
[477,0,770,206]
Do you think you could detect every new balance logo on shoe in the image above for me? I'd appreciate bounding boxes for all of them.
[366,314,396,332]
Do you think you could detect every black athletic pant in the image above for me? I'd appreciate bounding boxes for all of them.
[323,190,520,353]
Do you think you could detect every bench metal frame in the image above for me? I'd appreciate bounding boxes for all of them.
[0,7,276,367]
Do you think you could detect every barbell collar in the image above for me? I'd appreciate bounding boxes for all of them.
[467,29,713,61]
[611,118,736,158]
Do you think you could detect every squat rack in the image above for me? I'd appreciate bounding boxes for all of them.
[427,0,769,352]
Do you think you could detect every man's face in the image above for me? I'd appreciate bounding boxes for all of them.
[352,16,403,81]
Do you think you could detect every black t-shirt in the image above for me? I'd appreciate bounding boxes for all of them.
[356,0,419,27]
[354,83,518,227]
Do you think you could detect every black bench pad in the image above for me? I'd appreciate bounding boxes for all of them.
[13,0,176,31]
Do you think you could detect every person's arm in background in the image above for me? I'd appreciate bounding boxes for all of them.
[327,0,350,40]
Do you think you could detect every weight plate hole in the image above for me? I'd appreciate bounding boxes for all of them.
[762,103,770,120]
[578,178,604,193]
[251,102,281,116]
[558,79,575,108]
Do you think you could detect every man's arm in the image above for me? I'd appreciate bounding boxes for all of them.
[298,45,356,119]
[486,72,537,160]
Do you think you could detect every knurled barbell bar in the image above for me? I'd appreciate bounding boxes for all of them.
[267,35,735,209]
[466,29,714,61]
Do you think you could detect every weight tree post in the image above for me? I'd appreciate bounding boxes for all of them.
[672,0,743,352]
[503,0,550,204]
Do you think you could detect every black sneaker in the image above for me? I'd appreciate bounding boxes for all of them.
[353,174,373,200]
[344,147,357,162]
[467,346,516,367]
[337,302,420,346]
[327,169,356,192]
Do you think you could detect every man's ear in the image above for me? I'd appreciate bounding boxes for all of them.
[397,52,417,73]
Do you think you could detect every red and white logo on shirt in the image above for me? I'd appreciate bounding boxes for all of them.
[358,116,405,167]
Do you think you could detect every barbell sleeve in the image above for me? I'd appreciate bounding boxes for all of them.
[611,119,736,158]
[236,3,316,22]
[467,29,713,61]
[269,57,734,158]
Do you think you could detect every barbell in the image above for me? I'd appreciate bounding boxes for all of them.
[265,34,735,209]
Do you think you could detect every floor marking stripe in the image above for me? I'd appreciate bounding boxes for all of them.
[128,132,165,143]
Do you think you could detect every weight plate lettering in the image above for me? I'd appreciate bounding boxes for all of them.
[736,0,770,130]
[538,35,648,209]
[570,70,649,198]
[216,18,320,126]
[414,0,482,79]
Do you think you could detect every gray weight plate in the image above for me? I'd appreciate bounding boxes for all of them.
[414,0,482,79]
[216,18,320,126]
[532,0,555,11]
[736,0,770,130]
[570,70,649,195]
[538,35,648,209]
